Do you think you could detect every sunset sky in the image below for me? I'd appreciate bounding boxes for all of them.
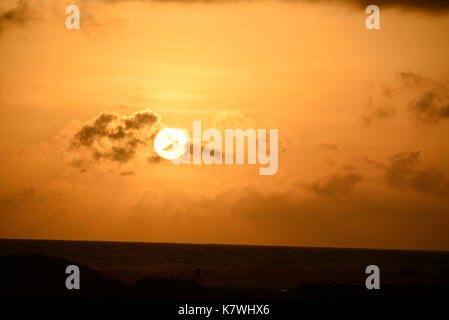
[1,0,449,250]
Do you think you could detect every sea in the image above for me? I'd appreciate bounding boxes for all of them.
[1,238,449,274]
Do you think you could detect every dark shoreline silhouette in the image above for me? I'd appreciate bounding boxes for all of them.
[1,254,449,300]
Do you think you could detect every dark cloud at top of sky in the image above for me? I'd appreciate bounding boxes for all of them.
[0,0,446,36]
[326,0,449,13]
[398,72,449,125]
[104,0,449,13]
[0,0,33,33]
[70,109,162,169]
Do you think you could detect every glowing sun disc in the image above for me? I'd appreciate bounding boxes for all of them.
[154,128,188,160]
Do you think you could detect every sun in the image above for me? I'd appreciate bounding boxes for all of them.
[154,128,188,160]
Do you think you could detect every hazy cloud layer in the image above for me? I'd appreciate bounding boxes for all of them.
[4,175,448,250]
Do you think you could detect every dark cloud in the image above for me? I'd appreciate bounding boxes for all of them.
[408,91,449,125]
[0,0,33,33]
[386,151,421,188]
[397,72,449,125]
[385,151,448,195]
[304,168,363,197]
[124,112,159,130]
[363,72,449,126]
[70,109,162,168]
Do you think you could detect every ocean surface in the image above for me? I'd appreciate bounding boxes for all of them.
[1,239,449,274]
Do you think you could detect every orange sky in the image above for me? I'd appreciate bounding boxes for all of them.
[1,0,449,250]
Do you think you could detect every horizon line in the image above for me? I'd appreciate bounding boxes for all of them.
[1,237,448,253]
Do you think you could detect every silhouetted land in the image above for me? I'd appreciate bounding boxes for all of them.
[1,254,449,300]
